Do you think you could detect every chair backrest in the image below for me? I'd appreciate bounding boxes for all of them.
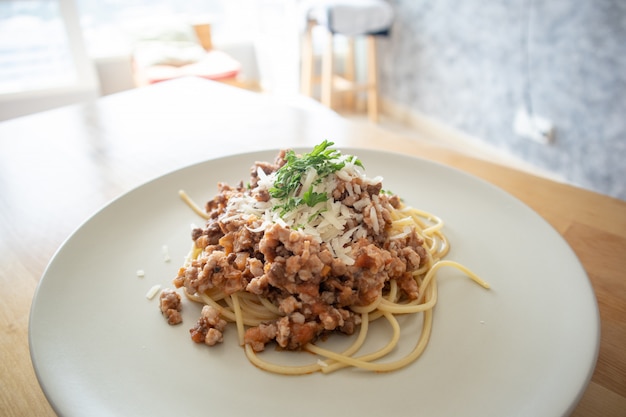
[193,23,213,51]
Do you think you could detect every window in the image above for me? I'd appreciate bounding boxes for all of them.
[1,1,77,94]
[0,0,300,120]
[0,0,98,120]
[74,0,252,58]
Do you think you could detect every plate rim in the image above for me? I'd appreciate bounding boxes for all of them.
[29,146,601,417]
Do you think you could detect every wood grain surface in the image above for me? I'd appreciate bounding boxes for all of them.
[1,78,624,416]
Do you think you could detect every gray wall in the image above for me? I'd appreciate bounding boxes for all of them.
[379,0,626,201]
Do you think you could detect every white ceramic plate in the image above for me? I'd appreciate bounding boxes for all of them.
[30,149,599,417]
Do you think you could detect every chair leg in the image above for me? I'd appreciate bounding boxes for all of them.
[300,21,314,96]
[344,37,356,110]
[366,35,379,122]
[321,28,334,108]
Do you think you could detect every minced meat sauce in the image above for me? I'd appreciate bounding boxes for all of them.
[163,146,428,352]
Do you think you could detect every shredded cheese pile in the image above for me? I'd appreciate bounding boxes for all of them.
[219,142,384,265]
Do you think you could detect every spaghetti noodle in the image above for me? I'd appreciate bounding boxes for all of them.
[162,142,489,375]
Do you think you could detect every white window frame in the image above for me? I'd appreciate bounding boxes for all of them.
[0,0,100,121]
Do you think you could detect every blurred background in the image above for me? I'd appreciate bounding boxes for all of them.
[1,0,624,201]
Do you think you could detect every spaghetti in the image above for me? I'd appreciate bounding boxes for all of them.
[163,142,489,375]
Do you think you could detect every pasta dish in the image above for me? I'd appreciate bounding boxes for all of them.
[159,141,489,374]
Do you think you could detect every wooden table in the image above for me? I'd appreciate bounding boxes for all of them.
[1,78,624,416]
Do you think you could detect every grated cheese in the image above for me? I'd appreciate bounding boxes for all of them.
[225,149,383,262]
[146,284,161,300]
[162,245,171,262]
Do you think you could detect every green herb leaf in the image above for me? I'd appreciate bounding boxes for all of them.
[269,140,362,217]
[302,186,327,207]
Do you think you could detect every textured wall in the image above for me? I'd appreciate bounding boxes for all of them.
[379,0,626,200]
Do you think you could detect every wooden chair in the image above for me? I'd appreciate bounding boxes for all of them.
[300,0,393,122]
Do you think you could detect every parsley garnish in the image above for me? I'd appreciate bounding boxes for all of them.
[269,140,362,217]
[302,186,327,207]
